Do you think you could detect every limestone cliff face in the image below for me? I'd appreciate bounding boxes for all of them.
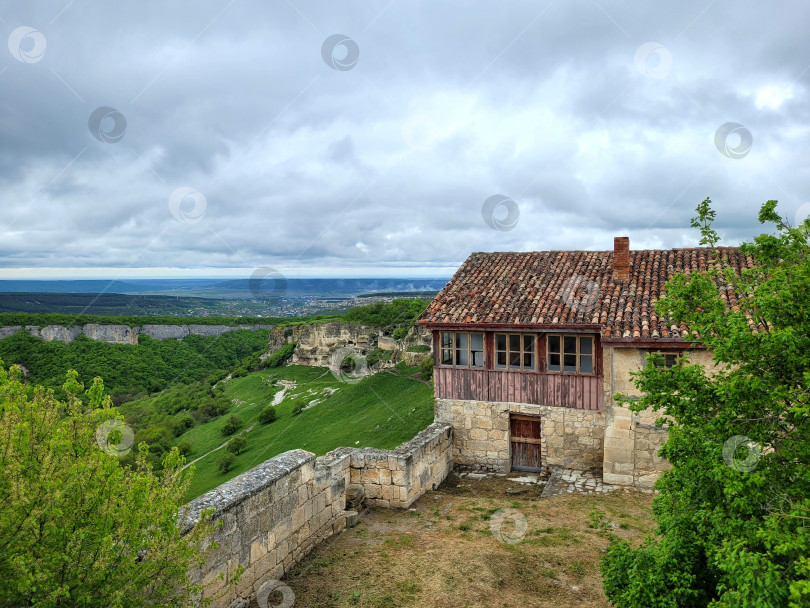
[265,322,433,367]
[0,323,274,345]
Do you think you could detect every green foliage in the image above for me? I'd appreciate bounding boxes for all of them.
[406,344,430,353]
[690,196,720,247]
[392,326,409,341]
[0,366,219,607]
[365,347,393,368]
[420,356,433,380]
[343,298,430,341]
[292,402,305,416]
[227,434,248,455]
[172,413,196,436]
[263,341,296,368]
[258,405,278,424]
[602,199,810,608]
[177,439,193,456]
[218,451,237,474]
[220,415,243,436]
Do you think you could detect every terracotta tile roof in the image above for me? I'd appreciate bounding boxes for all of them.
[416,247,755,342]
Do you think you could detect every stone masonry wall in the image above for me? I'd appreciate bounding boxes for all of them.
[321,422,453,508]
[182,450,346,608]
[181,423,452,607]
[435,399,604,473]
[602,347,721,488]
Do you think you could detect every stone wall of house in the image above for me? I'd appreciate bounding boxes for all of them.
[602,347,720,488]
[434,398,605,473]
[181,450,347,608]
[320,422,453,508]
[181,423,452,607]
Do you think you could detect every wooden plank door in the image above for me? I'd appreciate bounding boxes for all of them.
[510,414,542,472]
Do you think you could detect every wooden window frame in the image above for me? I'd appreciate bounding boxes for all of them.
[650,351,683,369]
[438,331,485,368]
[494,333,536,371]
[546,334,595,375]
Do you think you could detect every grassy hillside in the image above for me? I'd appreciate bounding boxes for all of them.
[122,363,434,502]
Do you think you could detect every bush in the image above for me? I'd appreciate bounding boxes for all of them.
[171,413,195,437]
[218,452,236,474]
[406,344,430,353]
[292,402,305,416]
[262,342,296,369]
[258,405,278,424]
[220,414,243,436]
[177,440,193,456]
[392,326,409,341]
[420,357,433,380]
[227,435,247,455]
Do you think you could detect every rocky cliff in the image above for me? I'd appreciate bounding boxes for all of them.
[0,323,274,345]
[265,322,432,367]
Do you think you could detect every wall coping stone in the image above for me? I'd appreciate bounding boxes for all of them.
[179,449,313,533]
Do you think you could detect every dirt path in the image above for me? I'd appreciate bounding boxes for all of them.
[180,423,255,471]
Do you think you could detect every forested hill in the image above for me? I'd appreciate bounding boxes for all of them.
[0,329,272,403]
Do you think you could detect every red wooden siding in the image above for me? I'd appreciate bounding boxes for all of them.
[434,367,604,410]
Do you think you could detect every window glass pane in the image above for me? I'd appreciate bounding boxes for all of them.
[563,336,577,354]
[456,332,468,348]
[523,353,534,369]
[470,333,483,350]
[580,337,593,355]
[665,354,677,368]
[496,334,506,350]
[509,351,521,367]
[563,353,577,372]
[523,335,534,352]
[441,349,453,365]
[441,332,453,348]
[580,355,593,374]
[549,335,560,353]
[509,334,520,352]
[548,353,560,371]
[496,351,507,367]
[472,350,484,367]
[456,348,469,366]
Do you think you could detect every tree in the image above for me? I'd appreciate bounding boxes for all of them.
[220,414,243,436]
[218,451,237,474]
[227,434,248,455]
[258,405,278,424]
[601,200,810,607]
[0,366,222,607]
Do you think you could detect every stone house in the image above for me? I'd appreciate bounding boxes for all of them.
[416,237,753,488]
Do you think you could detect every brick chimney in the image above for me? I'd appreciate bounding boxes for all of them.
[613,236,629,281]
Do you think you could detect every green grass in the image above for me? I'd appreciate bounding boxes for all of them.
[178,363,433,501]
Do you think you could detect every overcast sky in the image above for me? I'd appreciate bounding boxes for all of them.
[0,0,808,279]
